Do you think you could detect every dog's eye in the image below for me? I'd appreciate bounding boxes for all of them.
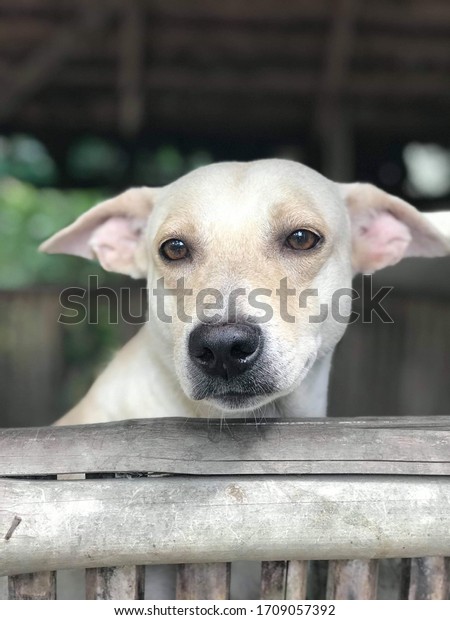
[285,229,321,251]
[160,239,189,261]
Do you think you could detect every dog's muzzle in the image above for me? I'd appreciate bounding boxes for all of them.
[188,322,262,381]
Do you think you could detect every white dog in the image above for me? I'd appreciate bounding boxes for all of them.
[41,159,450,427]
[39,159,450,600]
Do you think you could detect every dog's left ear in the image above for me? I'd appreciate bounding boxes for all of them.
[339,183,450,274]
[40,187,157,278]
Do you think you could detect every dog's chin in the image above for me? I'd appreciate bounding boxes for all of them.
[208,391,278,412]
[190,385,281,413]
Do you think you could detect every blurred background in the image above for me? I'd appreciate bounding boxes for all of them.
[0,0,449,427]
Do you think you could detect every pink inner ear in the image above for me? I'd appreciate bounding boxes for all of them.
[90,217,142,273]
[354,212,412,273]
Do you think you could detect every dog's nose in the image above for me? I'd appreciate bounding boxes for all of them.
[188,323,262,380]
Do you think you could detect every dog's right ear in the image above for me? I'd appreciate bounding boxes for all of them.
[39,187,157,278]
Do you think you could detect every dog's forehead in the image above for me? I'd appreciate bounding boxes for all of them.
[155,159,342,227]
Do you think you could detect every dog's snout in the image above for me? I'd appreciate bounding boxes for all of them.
[189,323,262,380]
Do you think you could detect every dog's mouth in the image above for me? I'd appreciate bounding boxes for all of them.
[191,380,278,411]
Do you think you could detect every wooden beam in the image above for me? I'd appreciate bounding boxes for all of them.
[2,476,450,576]
[0,2,117,123]
[118,0,144,137]
[14,95,450,139]
[30,66,450,100]
[2,417,450,477]
[145,0,329,24]
[317,0,356,181]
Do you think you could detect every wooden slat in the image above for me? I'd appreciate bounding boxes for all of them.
[8,571,56,600]
[286,561,309,600]
[408,557,449,600]
[176,563,230,600]
[261,561,309,599]
[2,417,450,477]
[326,560,378,600]
[86,566,144,600]
[260,561,287,599]
[2,476,450,576]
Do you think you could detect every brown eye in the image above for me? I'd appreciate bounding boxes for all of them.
[286,229,321,251]
[160,239,189,261]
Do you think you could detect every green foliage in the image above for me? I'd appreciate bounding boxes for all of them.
[0,134,58,185]
[0,177,106,288]
[0,137,215,288]
[67,137,128,183]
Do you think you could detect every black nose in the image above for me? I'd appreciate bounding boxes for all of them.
[189,323,262,380]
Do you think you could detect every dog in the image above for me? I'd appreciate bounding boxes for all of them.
[39,159,450,599]
[40,159,450,427]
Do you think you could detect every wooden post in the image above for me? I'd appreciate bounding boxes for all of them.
[86,566,144,600]
[8,572,56,600]
[260,561,287,599]
[176,564,230,600]
[260,561,309,599]
[407,557,449,600]
[326,560,378,600]
[286,561,309,600]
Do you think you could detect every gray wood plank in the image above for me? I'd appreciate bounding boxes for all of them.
[285,561,309,600]
[86,566,144,600]
[8,571,56,600]
[408,557,449,600]
[1,416,450,477]
[326,559,378,599]
[176,563,230,600]
[260,561,287,599]
[2,476,450,576]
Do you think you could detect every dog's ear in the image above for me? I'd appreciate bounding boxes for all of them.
[39,187,157,278]
[338,183,450,274]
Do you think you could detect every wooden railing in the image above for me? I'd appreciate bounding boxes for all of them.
[1,417,450,600]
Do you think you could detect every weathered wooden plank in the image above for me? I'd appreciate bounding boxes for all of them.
[86,566,144,600]
[260,561,287,599]
[8,571,56,600]
[326,560,378,599]
[176,563,230,599]
[285,561,309,600]
[2,476,450,576]
[408,557,449,600]
[1,417,450,477]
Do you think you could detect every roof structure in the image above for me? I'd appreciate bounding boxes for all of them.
[1,1,450,134]
[1,0,450,181]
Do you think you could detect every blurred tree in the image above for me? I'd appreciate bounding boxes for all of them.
[0,177,106,288]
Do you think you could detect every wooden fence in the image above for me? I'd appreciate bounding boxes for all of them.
[1,417,450,600]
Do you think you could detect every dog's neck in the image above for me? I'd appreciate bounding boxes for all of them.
[277,352,332,418]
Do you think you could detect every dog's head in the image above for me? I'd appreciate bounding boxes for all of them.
[41,160,450,413]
